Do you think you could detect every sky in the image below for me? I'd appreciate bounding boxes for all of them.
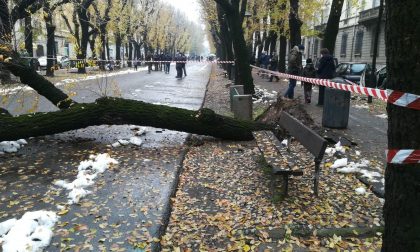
[161,0,202,24]
[161,0,211,54]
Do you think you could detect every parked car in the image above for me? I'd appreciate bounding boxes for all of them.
[335,62,371,84]
[38,56,47,69]
[57,55,70,68]
[20,51,40,71]
[360,65,387,89]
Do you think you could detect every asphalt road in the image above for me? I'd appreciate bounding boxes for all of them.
[0,63,212,251]
[3,63,211,115]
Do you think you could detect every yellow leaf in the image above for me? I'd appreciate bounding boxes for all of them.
[58,209,69,215]
[243,244,251,252]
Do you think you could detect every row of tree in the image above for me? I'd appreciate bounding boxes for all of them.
[199,0,355,95]
[1,0,205,76]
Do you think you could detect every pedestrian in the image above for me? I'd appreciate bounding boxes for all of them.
[284,45,304,99]
[146,53,153,74]
[175,52,183,79]
[133,58,138,71]
[269,54,279,82]
[181,53,187,77]
[316,48,336,105]
[164,54,171,74]
[302,58,316,103]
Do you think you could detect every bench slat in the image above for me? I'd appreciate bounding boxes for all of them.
[278,112,327,160]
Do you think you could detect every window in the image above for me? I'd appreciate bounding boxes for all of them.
[350,64,367,74]
[355,30,364,56]
[340,33,348,57]
[372,0,379,8]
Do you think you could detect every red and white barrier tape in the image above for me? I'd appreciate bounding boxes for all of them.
[20,57,235,64]
[251,65,420,110]
[386,149,420,164]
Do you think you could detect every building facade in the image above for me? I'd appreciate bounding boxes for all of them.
[304,0,386,66]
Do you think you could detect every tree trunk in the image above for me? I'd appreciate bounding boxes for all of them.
[0,97,271,141]
[89,33,97,59]
[128,42,133,67]
[0,54,73,109]
[24,16,33,57]
[77,7,90,74]
[383,0,420,250]
[322,0,345,54]
[225,8,254,94]
[279,35,287,73]
[0,0,12,83]
[269,31,278,56]
[288,0,302,47]
[45,15,55,77]
[115,34,122,61]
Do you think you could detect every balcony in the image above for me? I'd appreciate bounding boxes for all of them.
[359,6,386,25]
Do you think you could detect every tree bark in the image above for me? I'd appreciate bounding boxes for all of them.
[288,0,302,47]
[322,0,345,54]
[128,42,133,67]
[0,97,271,141]
[44,8,56,77]
[383,0,420,251]
[279,35,287,73]
[0,59,73,109]
[115,33,122,61]
[24,16,33,57]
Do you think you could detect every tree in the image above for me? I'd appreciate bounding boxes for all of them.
[383,0,420,250]
[288,0,302,47]
[322,0,345,53]
[214,0,255,94]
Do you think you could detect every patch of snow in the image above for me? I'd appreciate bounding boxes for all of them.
[331,158,348,168]
[0,139,28,154]
[118,139,130,146]
[281,139,288,147]
[0,219,17,237]
[0,211,58,252]
[54,153,118,204]
[111,142,121,148]
[129,137,143,146]
[355,187,366,195]
[356,151,361,156]
[354,104,369,109]
[375,114,388,119]
[325,141,346,156]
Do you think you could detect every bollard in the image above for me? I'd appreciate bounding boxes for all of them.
[232,95,253,120]
[229,85,244,111]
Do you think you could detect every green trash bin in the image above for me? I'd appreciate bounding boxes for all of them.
[322,77,351,129]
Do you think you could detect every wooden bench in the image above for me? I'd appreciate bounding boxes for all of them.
[253,112,328,196]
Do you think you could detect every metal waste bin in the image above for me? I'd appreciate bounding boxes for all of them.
[322,77,351,129]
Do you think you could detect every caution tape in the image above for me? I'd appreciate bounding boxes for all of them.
[386,149,420,164]
[20,57,235,64]
[251,65,420,110]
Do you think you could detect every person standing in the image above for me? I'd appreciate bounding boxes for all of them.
[302,58,316,103]
[284,45,303,99]
[316,48,336,105]
[181,53,187,77]
[175,52,183,79]
[269,54,279,82]
[146,53,153,74]
[133,58,138,71]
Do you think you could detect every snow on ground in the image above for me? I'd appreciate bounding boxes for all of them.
[0,139,28,154]
[0,211,58,252]
[53,153,118,204]
[325,141,346,156]
[0,68,145,95]
[112,126,147,148]
[253,87,278,104]
[355,187,367,195]
[354,104,369,109]
[336,158,383,184]
[375,114,388,119]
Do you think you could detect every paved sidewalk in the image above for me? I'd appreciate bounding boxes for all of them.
[161,67,384,251]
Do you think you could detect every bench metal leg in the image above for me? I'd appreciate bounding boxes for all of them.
[283,175,289,197]
[314,159,321,196]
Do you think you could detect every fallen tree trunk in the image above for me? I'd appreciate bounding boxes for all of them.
[0,46,74,109]
[0,97,272,141]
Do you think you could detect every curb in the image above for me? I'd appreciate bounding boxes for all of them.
[152,64,215,252]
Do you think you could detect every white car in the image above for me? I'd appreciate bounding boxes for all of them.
[38,56,47,69]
